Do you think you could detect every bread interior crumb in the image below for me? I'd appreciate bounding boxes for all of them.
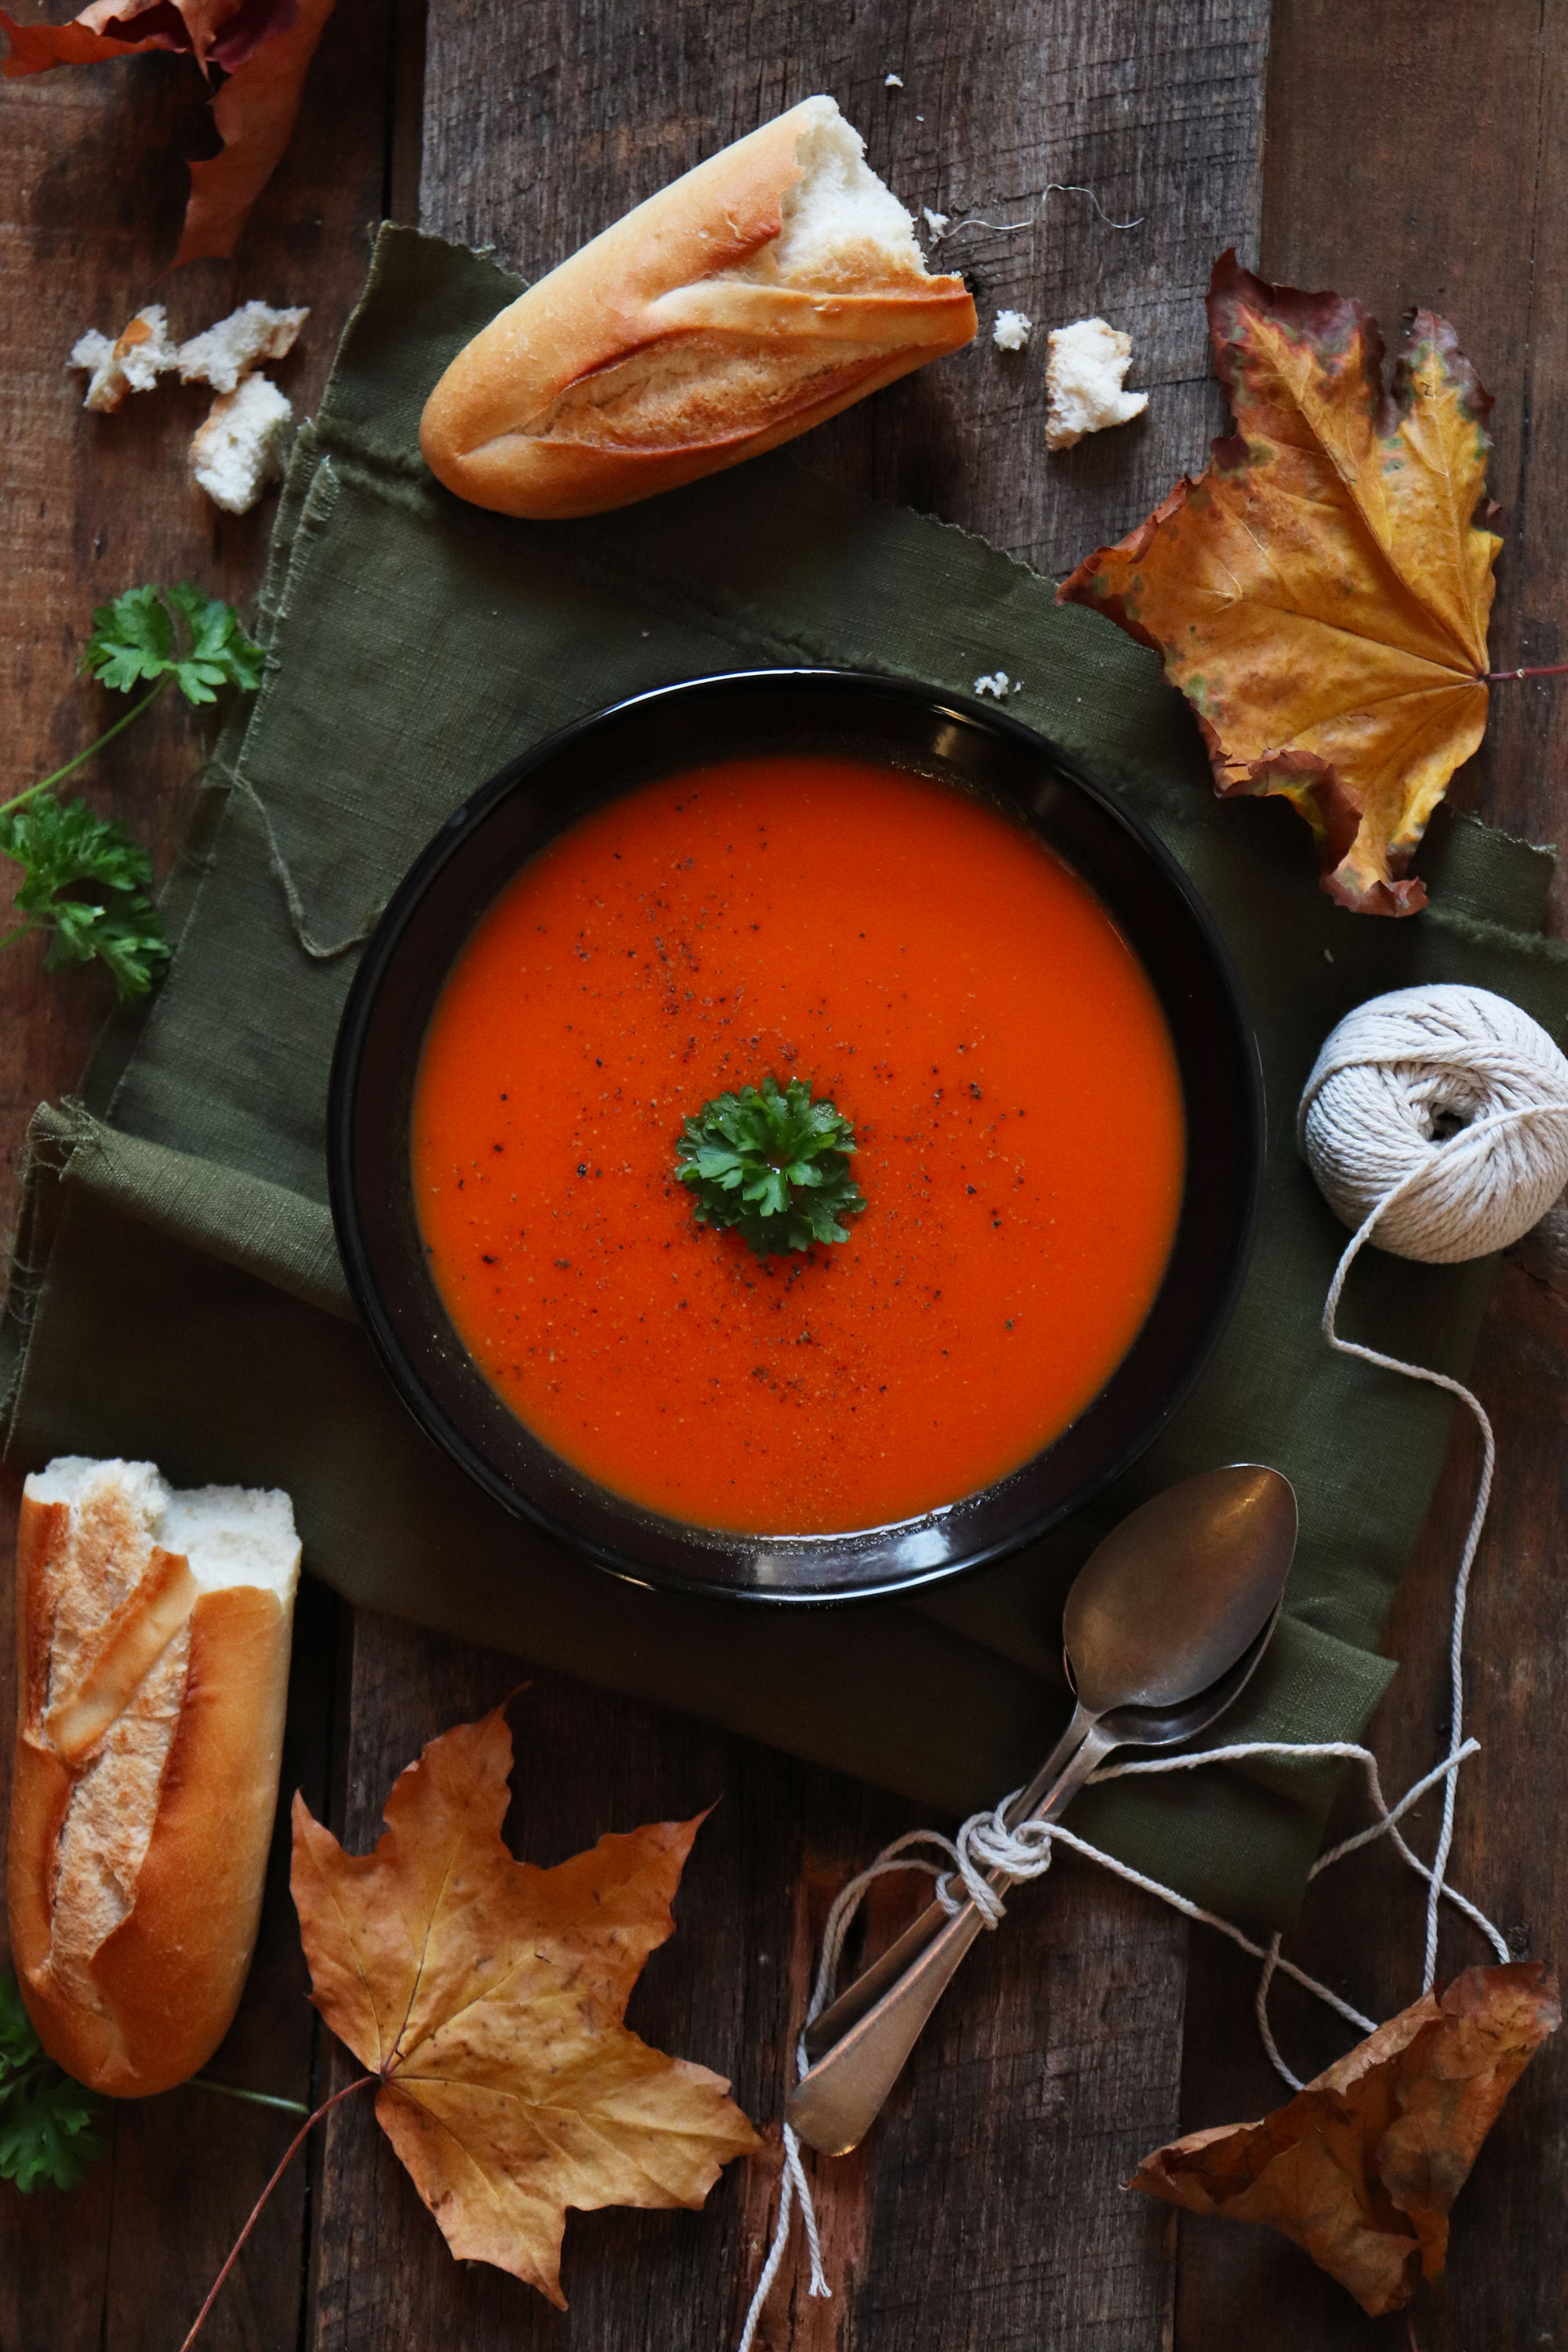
[524,100,935,454]
[731,95,927,288]
[27,1460,300,2005]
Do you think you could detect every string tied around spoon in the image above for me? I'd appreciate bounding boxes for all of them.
[735,982,1568,2352]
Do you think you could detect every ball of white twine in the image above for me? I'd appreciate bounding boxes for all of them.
[1298,982,1568,1261]
[737,981,1568,2352]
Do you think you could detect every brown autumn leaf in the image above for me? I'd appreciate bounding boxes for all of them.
[0,0,286,75]
[290,1705,758,2309]
[172,0,334,264]
[1131,1962,1559,2315]
[1058,249,1504,917]
[0,0,327,261]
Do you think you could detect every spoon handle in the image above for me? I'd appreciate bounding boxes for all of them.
[799,1701,1098,2067]
[787,1718,1116,2156]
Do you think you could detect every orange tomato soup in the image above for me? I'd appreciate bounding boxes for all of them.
[412,754,1185,1534]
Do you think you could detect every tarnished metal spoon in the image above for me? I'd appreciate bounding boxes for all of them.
[787,1465,1298,2156]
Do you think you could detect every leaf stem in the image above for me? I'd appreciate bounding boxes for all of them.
[177,2071,376,2352]
[190,2075,311,2118]
[0,678,170,821]
[1483,662,1568,682]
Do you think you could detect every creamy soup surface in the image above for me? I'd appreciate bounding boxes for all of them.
[412,753,1186,1534]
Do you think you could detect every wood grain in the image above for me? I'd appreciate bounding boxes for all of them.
[419,0,1271,575]
[307,9,1269,2347]
[0,3,405,2343]
[1173,7,1568,2347]
[14,5,1568,2350]
[305,1617,1185,2352]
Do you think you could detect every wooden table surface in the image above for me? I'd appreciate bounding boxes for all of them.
[4,4,1567,2347]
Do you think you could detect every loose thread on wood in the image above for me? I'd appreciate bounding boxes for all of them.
[928,182,1146,243]
[190,2075,311,2117]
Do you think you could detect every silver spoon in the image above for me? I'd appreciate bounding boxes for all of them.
[786,1465,1298,2156]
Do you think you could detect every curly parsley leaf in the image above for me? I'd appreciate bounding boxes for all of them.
[0,793,171,1003]
[82,583,176,693]
[165,582,266,702]
[0,583,262,1004]
[676,1076,866,1258]
[84,581,263,707]
[0,1972,106,2194]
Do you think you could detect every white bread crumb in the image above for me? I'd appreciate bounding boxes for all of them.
[974,671,1021,699]
[177,300,308,395]
[68,307,178,412]
[992,308,1032,352]
[922,207,949,239]
[190,374,293,514]
[729,96,926,289]
[1045,316,1148,450]
[884,71,903,86]
[27,1458,301,1606]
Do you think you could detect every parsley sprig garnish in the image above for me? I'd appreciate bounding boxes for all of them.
[82,582,264,707]
[0,583,263,1002]
[676,1076,866,1257]
[0,1971,106,2194]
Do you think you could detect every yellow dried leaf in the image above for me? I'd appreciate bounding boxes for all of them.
[1059,251,1504,916]
[290,1706,757,2307]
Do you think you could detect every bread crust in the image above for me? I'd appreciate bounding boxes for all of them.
[9,1484,296,2097]
[419,100,977,520]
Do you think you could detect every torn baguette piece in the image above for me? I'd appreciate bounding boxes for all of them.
[68,306,179,412]
[177,300,308,395]
[9,1458,300,2097]
[419,94,977,521]
[190,373,293,514]
[1045,316,1149,451]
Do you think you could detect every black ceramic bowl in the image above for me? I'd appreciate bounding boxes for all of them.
[328,670,1262,1603]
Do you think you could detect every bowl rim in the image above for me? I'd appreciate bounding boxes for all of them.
[328,666,1265,1605]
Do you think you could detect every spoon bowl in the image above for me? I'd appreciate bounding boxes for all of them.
[1093,1602,1283,1752]
[788,1465,1298,2151]
[1065,1463,1298,1715]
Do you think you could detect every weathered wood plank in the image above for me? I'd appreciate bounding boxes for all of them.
[1174,7,1568,2347]
[0,4,406,2342]
[419,0,1271,575]
[307,1618,1186,2352]
[307,7,1266,2348]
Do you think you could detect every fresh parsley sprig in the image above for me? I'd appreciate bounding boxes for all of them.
[0,583,263,1002]
[0,797,171,1000]
[83,582,264,709]
[676,1075,866,1258]
[0,1971,106,2194]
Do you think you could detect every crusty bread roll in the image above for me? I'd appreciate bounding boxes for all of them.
[9,1459,300,2097]
[419,94,977,520]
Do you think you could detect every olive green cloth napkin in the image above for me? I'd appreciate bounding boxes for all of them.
[7,227,1568,1932]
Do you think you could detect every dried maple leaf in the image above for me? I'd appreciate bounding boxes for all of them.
[290,1706,757,2308]
[1131,1962,1559,2315]
[0,0,328,262]
[1058,250,1504,916]
[172,0,336,263]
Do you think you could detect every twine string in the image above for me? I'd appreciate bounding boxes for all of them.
[735,995,1561,2346]
[927,183,1146,242]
